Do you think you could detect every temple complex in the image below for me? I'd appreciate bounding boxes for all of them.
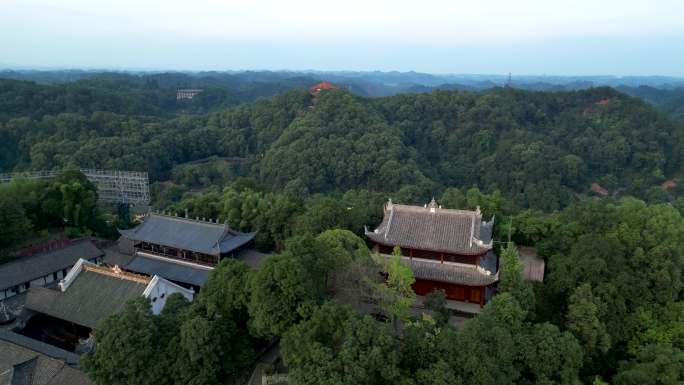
[25,259,193,331]
[115,213,256,291]
[365,199,499,307]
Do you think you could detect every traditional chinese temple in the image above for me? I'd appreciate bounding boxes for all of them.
[118,213,255,266]
[25,259,193,330]
[365,199,499,307]
[22,259,193,352]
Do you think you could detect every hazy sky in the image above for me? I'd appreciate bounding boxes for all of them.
[2,0,683,76]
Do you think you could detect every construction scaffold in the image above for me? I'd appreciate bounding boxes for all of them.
[0,169,150,205]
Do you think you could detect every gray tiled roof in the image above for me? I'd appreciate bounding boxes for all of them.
[8,356,38,385]
[25,270,147,329]
[0,330,80,365]
[101,246,135,267]
[366,200,493,255]
[377,254,499,286]
[119,214,255,256]
[125,254,211,287]
[0,241,103,291]
[517,246,545,282]
[0,335,92,385]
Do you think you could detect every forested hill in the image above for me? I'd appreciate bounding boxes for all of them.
[1,85,682,210]
[618,85,684,121]
[0,73,316,120]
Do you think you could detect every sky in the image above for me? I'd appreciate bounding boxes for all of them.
[1,0,684,76]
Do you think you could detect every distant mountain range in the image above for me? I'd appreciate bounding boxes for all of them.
[2,69,683,120]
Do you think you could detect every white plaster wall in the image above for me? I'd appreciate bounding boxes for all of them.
[145,278,194,315]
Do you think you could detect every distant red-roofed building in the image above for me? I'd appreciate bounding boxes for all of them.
[309,81,336,95]
[662,178,677,190]
[590,182,609,196]
[595,99,610,106]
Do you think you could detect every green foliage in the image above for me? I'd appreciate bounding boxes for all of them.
[314,229,377,303]
[0,189,32,249]
[423,290,449,326]
[247,251,323,338]
[613,344,684,385]
[5,85,679,209]
[275,293,579,385]
[178,306,254,385]
[536,198,684,379]
[450,294,582,385]
[0,170,111,251]
[82,298,165,385]
[520,322,584,385]
[247,231,376,338]
[375,249,416,330]
[498,242,536,314]
[627,303,684,355]
[199,258,251,322]
[281,302,403,385]
[566,284,612,359]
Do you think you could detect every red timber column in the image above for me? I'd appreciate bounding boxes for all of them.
[440,253,444,264]
[476,254,480,266]
[409,248,413,261]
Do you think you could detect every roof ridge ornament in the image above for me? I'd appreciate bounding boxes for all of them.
[428,197,438,213]
[385,203,395,239]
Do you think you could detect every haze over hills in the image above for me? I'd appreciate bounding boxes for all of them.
[3,68,684,89]
[2,69,684,121]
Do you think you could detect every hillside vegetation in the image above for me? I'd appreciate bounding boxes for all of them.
[1,84,682,210]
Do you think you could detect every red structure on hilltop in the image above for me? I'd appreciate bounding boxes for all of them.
[309,81,337,95]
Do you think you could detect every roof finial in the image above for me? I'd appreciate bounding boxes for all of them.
[428,197,438,213]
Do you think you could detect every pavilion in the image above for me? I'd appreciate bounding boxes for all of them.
[366,199,499,307]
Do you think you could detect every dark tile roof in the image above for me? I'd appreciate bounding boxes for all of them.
[377,254,498,286]
[517,246,545,282]
[7,355,38,385]
[0,333,92,385]
[125,254,211,287]
[0,241,103,291]
[0,330,80,365]
[119,214,255,256]
[366,199,494,256]
[234,249,270,269]
[25,269,148,329]
[101,246,135,267]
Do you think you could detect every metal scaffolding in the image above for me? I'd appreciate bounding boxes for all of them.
[0,169,150,205]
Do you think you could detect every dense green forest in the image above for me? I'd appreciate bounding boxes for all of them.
[2,74,684,384]
[2,79,683,210]
[0,72,316,120]
[619,86,684,121]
